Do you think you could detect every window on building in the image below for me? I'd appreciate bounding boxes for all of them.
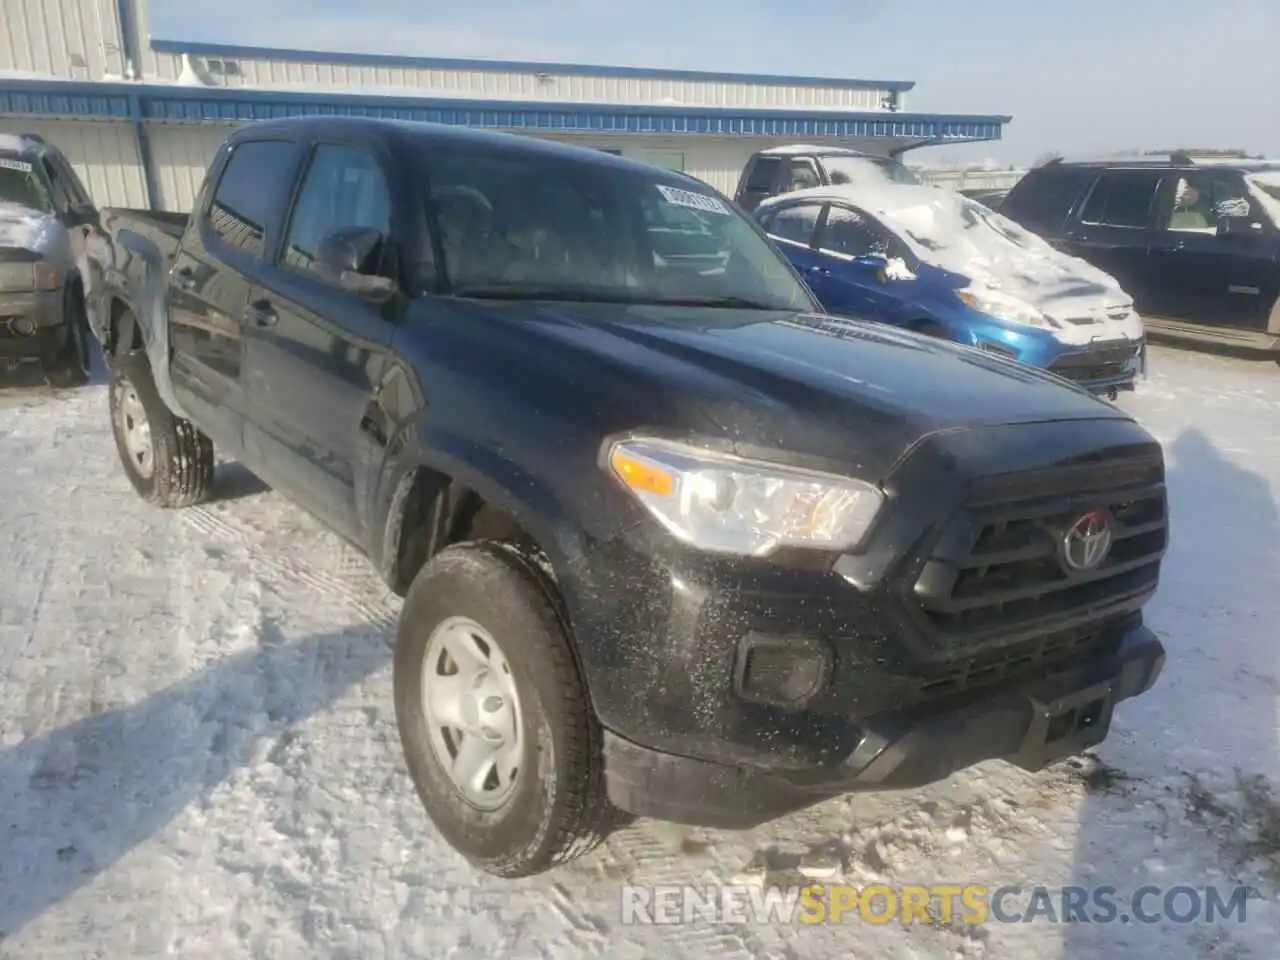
[644,151,686,172]
[206,140,299,258]
[282,144,393,279]
[818,205,901,259]
[1079,172,1161,229]
[765,203,822,247]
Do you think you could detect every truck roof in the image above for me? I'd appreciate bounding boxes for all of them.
[754,144,885,158]
[230,115,711,186]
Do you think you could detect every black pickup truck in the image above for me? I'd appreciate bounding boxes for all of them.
[86,117,1169,878]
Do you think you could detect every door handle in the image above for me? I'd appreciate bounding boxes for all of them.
[806,265,831,277]
[245,300,277,327]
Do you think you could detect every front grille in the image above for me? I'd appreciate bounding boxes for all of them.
[913,619,1125,705]
[912,454,1167,643]
[1048,340,1141,383]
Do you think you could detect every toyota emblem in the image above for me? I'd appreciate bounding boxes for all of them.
[1061,508,1113,573]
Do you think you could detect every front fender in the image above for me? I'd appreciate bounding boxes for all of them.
[373,422,589,596]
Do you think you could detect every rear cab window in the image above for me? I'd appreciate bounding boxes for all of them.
[737,156,782,211]
[203,139,304,259]
[1078,172,1163,229]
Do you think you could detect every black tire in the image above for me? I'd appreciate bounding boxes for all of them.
[46,284,91,388]
[394,540,615,878]
[109,351,215,508]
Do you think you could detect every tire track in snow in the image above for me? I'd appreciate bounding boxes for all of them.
[182,502,400,635]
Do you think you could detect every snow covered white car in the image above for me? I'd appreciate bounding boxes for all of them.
[756,184,1147,397]
[88,117,1168,878]
[0,133,97,386]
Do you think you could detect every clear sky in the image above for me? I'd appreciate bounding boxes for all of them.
[149,0,1280,167]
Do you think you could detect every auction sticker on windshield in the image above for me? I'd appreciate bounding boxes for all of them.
[657,185,730,216]
[0,158,34,173]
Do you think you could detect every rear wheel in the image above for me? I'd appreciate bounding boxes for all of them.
[394,540,616,877]
[109,351,214,508]
[46,285,91,388]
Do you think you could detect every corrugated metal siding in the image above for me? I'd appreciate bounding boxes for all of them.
[0,117,146,205]
[0,0,127,79]
[156,57,891,110]
[147,123,234,211]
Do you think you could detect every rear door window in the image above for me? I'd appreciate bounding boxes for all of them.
[1161,171,1256,232]
[205,139,301,258]
[1079,172,1162,229]
[1001,168,1092,233]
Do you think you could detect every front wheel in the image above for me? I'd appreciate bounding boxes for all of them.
[109,352,215,508]
[394,540,616,877]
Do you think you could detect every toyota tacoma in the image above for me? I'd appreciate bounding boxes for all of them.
[87,117,1169,878]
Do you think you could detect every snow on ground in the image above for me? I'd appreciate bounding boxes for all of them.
[1,345,1278,959]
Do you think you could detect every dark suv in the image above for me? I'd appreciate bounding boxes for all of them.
[1000,156,1280,354]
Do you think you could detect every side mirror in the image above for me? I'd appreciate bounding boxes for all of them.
[316,227,397,301]
[851,254,889,271]
[1218,215,1263,238]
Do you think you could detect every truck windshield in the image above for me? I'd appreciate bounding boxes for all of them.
[425,150,817,312]
[823,155,922,187]
[0,154,54,214]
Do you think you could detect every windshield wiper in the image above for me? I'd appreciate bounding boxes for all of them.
[645,294,779,310]
[451,284,637,304]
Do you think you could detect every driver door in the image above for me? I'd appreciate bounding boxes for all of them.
[242,141,397,543]
[808,203,916,322]
[1145,171,1279,330]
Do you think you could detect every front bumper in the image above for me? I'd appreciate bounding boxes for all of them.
[603,621,1164,828]
[0,288,65,365]
[1043,338,1145,394]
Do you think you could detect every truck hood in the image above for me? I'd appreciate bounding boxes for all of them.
[0,202,59,255]
[475,301,1131,479]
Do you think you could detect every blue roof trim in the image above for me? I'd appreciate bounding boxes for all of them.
[0,79,1008,142]
[150,38,917,93]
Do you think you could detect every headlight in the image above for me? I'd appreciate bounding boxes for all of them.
[957,288,1057,330]
[605,437,884,556]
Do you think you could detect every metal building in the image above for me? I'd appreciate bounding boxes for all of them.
[0,0,1011,211]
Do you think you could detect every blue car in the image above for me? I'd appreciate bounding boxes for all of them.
[754,184,1147,395]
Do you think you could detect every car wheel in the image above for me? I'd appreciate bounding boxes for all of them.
[394,540,617,878]
[109,351,215,508]
[46,285,92,388]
